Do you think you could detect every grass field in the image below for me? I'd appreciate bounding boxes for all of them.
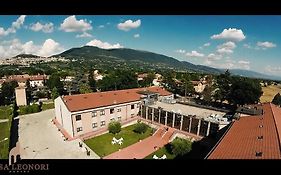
[42,103,55,111]
[0,122,10,159]
[145,144,176,159]
[260,85,281,103]
[0,106,12,120]
[84,124,153,157]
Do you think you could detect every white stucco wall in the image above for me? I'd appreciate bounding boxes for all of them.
[54,97,73,137]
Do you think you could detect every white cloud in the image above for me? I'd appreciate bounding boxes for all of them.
[257,41,276,49]
[238,60,250,70]
[175,49,186,54]
[60,15,92,32]
[38,39,63,57]
[243,43,251,49]
[12,15,26,29]
[76,32,92,38]
[117,19,141,31]
[265,65,281,74]
[186,50,204,57]
[134,34,140,38]
[207,53,222,61]
[30,22,54,33]
[0,38,63,58]
[98,25,105,29]
[86,39,123,49]
[0,15,26,36]
[204,43,210,47]
[216,41,236,54]
[211,28,246,42]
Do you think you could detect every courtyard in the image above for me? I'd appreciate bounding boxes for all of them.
[18,109,99,159]
[84,123,153,157]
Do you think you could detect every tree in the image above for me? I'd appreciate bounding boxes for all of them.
[51,87,59,101]
[272,93,281,106]
[25,79,32,104]
[133,122,148,134]
[171,137,192,157]
[228,78,262,106]
[108,121,121,134]
[79,83,92,94]
[1,81,18,105]
[140,73,155,87]
[202,84,214,103]
[214,70,232,103]
[46,74,64,95]
[88,72,97,92]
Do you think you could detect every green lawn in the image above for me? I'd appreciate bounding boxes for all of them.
[84,124,153,157]
[0,106,12,159]
[145,144,176,159]
[0,122,10,159]
[0,106,12,119]
[42,103,55,111]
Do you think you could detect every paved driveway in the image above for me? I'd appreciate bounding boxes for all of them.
[19,109,99,159]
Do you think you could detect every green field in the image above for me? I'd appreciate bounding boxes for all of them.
[0,106,12,119]
[42,103,55,111]
[84,124,153,157]
[145,144,176,159]
[0,122,10,159]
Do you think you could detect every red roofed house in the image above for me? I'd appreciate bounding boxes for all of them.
[207,103,281,159]
[54,86,172,139]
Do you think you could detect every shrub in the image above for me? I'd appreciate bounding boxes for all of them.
[108,121,121,134]
[133,122,148,134]
[19,104,40,115]
[171,137,192,157]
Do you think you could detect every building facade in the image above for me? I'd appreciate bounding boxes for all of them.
[54,86,172,139]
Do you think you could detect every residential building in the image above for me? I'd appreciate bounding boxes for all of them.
[207,103,281,159]
[0,74,48,88]
[54,86,172,139]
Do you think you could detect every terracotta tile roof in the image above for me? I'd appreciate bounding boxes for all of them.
[62,86,172,112]
[208,103,281,159]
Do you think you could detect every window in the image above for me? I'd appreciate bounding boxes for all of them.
[92,123,98,129]
[100,110,105,116]
[117,108,121,112]
[110,108,114,114]
[131,114,134,118]
[76,115,81,121]
[118,117,121,121]
[101,121,106,126]
[110,118,115,122]
[77,127,83,132]
[92,111,97,117]
[131,104,135,109]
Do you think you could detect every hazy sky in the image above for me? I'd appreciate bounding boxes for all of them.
[0,15,280,76]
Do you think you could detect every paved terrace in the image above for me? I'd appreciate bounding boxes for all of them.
[104,127,175,159]
[19,109,99,159]
[150,101,226,119]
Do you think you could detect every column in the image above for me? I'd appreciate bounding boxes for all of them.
[145,107,148,120]
[165,111,168,126]
[197,119,201,136]
[140,104,143,118]
[152,108,154,122]
[172,113,175,128]
[180,115,183,130]
[188,117,192,133]
[158,109,161,123]
[206,122,211,136]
